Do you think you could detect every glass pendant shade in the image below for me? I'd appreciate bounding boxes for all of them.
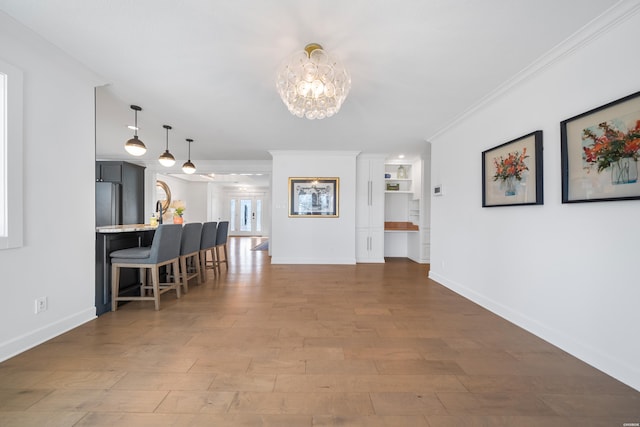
[182,160,196,174]
[276,43,351,120]
[159,150,175,167]
[158,125,176,167]
[125,105,146,156]
[125,136,147,156]
[182,138,196,174]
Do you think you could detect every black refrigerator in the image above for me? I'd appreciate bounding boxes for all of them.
[96,182,122,226]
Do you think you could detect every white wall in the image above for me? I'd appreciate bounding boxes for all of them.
[184,182,208,223]
[429,5,640,391]
[207,183,228,223]
[151,173,208,224]
[270,151,358,264]
[0,12,101,361]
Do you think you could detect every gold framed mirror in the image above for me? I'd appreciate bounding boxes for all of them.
[156,180,171,213]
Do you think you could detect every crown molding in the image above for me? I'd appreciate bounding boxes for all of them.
[428,0,640,141]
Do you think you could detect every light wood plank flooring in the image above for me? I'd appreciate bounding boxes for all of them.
[1,237,638,426]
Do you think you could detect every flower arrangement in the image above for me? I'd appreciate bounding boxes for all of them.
[582,119,640,172]
[492,148,529,182]
[174,207,185,217]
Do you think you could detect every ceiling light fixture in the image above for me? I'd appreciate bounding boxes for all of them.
[124,105,146,156]
[182,138,196,174]
[276,43,351,120]
[158,125,176,167]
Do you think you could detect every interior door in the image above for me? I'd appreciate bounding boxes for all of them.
[230,196,263,236]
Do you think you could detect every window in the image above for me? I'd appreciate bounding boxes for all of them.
[0,72,6,237]
[229,199,236,232]
[0,59,23,249]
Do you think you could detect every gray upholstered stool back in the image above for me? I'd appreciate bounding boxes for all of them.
[214,221,229,246]
[200,222,217,250]
[109,223,183,311]
[180,223,203,255]
[212,220,230,274]
[110,224,183,265]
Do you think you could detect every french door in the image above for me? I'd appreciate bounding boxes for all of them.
[229,196,263,236]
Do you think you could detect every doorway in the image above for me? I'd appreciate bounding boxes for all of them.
[229,195,263,236]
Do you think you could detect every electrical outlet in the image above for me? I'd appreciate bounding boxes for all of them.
[35,297,47,314]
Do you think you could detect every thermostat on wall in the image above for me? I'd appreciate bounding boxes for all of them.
[433,184,443,196]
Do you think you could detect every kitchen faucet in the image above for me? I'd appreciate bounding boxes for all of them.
[155,200,163,224]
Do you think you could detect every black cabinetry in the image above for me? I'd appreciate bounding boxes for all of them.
[96,161,145,225]
[95,230,155,315]
[95,162,123,182]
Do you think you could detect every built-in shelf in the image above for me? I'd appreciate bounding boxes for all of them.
[382,160,425,260]
[384,221,418,231]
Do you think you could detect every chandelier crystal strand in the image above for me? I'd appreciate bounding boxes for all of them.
[276,43,351,120]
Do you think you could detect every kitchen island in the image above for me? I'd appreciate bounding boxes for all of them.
[95,224,157,315]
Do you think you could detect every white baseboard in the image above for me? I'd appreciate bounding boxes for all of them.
[0,308,96,362]
[428,271,640,392]
[271,257,356,265]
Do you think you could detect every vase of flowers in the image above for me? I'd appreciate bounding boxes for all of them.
[493,148,529,197]
[173,207,185,224]
[582,119,640,185]
[503,175,517,196]
[611,157,638,185]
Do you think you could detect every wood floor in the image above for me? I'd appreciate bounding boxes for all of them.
[1,237,638,426]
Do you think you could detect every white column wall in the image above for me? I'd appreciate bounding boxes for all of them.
[429,6,640,390]
[0,12,101,361]
[270,151,358,264]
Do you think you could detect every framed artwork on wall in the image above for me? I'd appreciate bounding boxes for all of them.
[288,177,339,217]
[561,90,640,203]
[482,130,543,207]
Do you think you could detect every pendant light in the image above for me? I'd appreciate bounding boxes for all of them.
[124,105,147,156]
[158,125,176,167]
[182,138,196,174]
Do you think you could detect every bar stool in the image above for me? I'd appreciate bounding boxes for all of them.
[178,222,202,293]
[110,224,182,311]
[199,221,217,281]
[213,220,229,274]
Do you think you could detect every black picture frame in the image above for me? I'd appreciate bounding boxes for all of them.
[288,177,339,217]
[561,90,640,203]
[482,130,543,207]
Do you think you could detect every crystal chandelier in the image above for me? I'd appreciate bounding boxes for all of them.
[276,43,351,120]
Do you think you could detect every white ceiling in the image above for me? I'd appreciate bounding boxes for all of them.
[0,0,620,176]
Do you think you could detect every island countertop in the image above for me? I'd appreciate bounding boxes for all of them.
[96,224,158,233]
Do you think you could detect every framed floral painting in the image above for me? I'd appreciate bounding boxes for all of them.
[482,131,543,207]
[561,90,640,203]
